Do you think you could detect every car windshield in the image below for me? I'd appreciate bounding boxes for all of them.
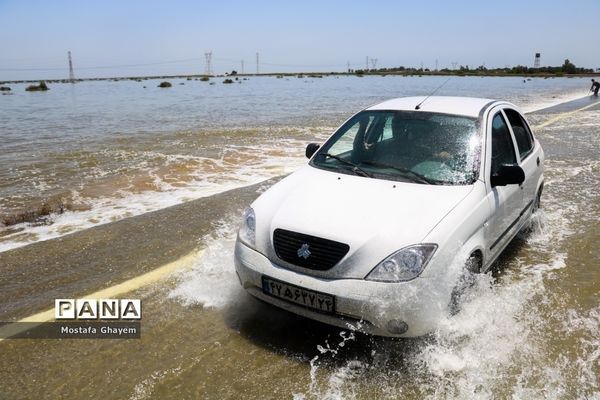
[311,110,481,185]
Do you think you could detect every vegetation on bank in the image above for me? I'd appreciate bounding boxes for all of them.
[354,59,595,77]
[25,81,49,91]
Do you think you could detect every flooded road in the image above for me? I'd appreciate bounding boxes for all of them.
[0,76,589,252]
[1,97,599,399]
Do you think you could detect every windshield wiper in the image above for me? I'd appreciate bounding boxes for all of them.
[321,153,373,178]
[359,160,441,185]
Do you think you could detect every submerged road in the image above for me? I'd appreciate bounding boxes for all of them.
[0,95,598,399]
[0,178,279,322]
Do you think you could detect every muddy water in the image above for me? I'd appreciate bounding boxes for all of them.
[0,76,591,251]
[0,99,598,399]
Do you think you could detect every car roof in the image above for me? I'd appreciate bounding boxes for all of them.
[366,96,503,118]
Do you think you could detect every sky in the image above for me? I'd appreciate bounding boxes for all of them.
[0,0,598,80]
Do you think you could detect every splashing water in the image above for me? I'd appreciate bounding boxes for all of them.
[165,106,600,399]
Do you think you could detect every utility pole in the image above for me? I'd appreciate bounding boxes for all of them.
[370,58,378,70]
[347,60,350,73]
[204,51,213,76]
[451,61,458,70]
[68,51,75,83]
[435,59,439,71]
[241,60,244,74]
[366,56,369,71]
[256,52,259,74]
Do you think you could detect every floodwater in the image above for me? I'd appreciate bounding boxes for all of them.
[0,75,590,251]
[0,76,598,399]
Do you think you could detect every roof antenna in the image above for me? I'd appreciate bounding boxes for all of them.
[415,77,452,110]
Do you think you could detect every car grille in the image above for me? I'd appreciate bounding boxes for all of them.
[273,228,350,271]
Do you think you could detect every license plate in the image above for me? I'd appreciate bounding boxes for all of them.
[262,276,335,313]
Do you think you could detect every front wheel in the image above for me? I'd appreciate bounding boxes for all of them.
[449,253,482,315]
[523,187,543,234]
[532,187,542,214]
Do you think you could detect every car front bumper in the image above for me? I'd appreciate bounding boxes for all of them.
[234,240,451,337]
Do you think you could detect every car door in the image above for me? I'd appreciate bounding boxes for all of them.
[503,108,542,212]
[484,109,523,261]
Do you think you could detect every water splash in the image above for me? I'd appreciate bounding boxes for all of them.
[169,220,243,310]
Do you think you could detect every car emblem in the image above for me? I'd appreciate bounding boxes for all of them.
[297,243,311,259]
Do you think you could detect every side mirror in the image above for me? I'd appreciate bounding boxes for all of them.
[491,164,525,187]
[305,143,320,159]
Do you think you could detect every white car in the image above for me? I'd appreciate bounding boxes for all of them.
[234,96,544,337]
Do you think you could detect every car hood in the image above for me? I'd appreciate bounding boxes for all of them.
[252,165,474,279]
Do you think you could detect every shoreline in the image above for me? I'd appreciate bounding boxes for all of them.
[2,71,599,85]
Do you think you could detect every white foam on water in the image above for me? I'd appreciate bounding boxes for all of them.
[0,179,251,253]
[414,255,568,399]
[128,366,184,400]
[291,250,581,399]
[0,133,327,253]
[168,221,243,310]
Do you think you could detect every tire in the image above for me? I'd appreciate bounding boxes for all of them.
[524,187,543,233]
[533,187,542,214]
[449,253,482,315]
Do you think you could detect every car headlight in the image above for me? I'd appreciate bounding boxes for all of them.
[238,207,256,247]
[366,244,437,282]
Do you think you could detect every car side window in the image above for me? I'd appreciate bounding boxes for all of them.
[504,108,534,160]
[491,112,517,176]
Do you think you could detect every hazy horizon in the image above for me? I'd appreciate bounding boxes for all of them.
[1,0,598,81]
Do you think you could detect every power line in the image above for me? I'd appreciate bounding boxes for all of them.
[0,58,204,72]
[1,55,389,74]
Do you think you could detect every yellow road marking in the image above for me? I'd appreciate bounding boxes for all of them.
[534,100,599,130]
[0,249,203,341]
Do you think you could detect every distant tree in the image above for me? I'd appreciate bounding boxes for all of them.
[510,65,529,74]
[561,59,577,74]
[230,70,238,76]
